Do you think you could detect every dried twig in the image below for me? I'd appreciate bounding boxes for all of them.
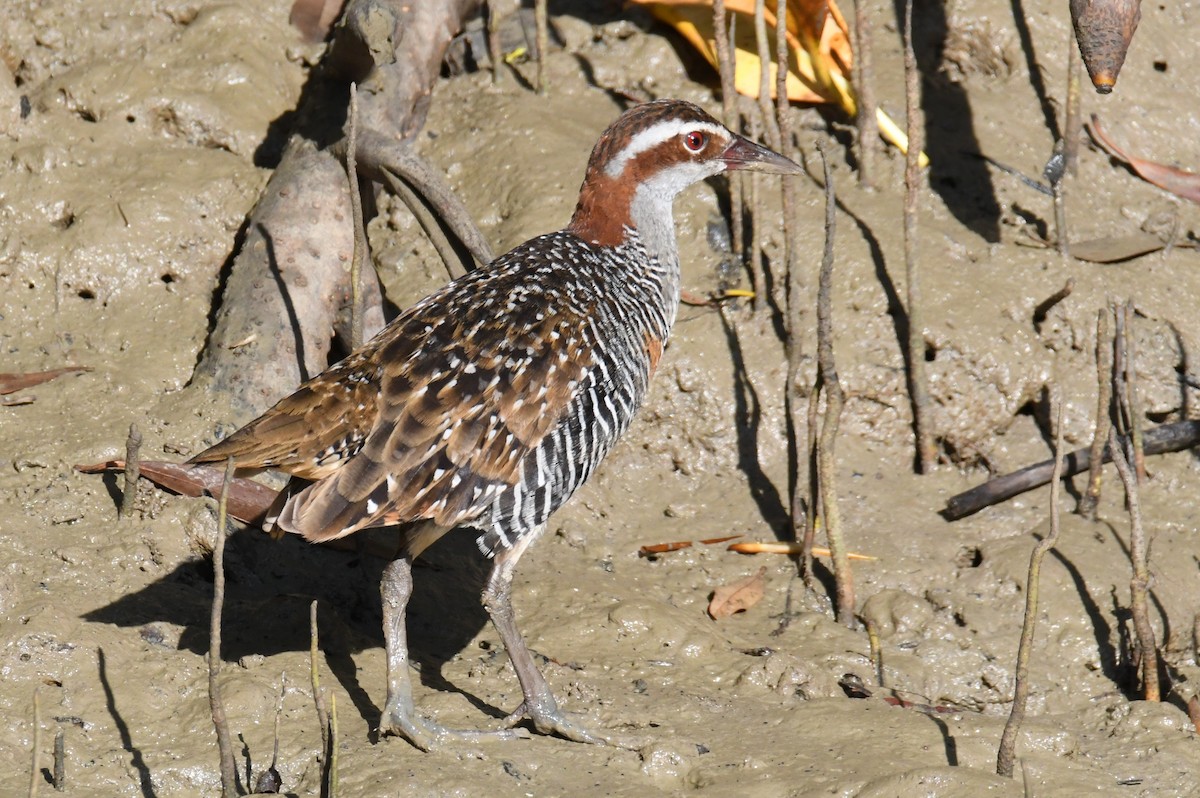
[997,396,1066,778]
[803,374,821,592]
[486,0,503,84]
[253,675,285,794]
[865,619,884,687]
[1079,309,1113,518]
[776,2,807,577]
[120,424,143,519]
[534,0,548,94]
[328,693,340,798]
[29,688,41,798]
[1122,301,1146,481]
[347,82,366,352]
[748,0,779,310]
[712,0,744,277]
[773,8,790,148]
[752,0,781,151]
[380,170,468,281]
[210,458,239,797]
[1032,277,1074,332]
[814,143,854,626]
[310,601,330,781]
[1113,303,1129,443]
[852,0,876,187]
[902,0,934,472]
[348,129,494,271]
[1047,139,1069,257]
[1108,429,1160,702]
[747,110,765,313]
[52,729,64,792]
[944,419,1200,520]
[1063,30,1083,175]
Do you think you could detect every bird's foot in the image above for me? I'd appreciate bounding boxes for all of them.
[502,699,642,749]
[381,699,528,751]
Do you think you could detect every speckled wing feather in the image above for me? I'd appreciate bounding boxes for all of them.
[189,347,391,481]
[266,237,593,545]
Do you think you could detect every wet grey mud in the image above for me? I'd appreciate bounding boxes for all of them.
[1,0,1198,795]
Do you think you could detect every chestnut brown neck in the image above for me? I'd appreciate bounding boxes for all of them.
[567,168,634,248]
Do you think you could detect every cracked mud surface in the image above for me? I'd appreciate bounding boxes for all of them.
[2,0,1199,795]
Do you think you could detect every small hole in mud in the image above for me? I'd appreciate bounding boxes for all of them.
[126,114,136,123]
[160,273,176,284]
[924,342,937,362]
[1153,59,1168,73]
[77,288,95,300]
[956,546,983,568]
[953,611,967,627]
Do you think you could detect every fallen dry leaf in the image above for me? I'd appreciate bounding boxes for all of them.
[641,540,694,555]
[1070,232,1165,263]
[75,460,277,525]
[0,366,91,395]
[1089,116,1200,204]
[708,566,767,619]
[640,534,742,556]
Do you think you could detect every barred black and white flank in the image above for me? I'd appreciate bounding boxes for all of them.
[191,99,802,751]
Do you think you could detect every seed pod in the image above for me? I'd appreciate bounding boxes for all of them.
[1070,0,1142,93]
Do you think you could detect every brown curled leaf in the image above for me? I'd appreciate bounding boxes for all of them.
[1088,116,1200,204]
[708,566,767,619]
[0,366,91,395]
[75,460,277,525]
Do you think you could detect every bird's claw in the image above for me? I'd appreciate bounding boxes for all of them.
[503,700,639,749]
[381,702,527,751]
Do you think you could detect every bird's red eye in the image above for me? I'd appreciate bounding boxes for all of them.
[684,131,707,152]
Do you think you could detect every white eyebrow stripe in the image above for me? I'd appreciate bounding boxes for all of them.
[604,120,727,178]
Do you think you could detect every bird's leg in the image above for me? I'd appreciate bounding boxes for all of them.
[379,554,523,749]
[482,529,627,746]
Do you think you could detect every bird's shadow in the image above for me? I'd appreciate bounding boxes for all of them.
[83,523,502,729]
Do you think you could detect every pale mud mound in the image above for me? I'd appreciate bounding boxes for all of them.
[2,0,1200,795]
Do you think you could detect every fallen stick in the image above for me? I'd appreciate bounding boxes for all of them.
[943,419,1200,520]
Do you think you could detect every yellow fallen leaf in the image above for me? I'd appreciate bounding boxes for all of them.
[632,0,850,106]
[631,0,928,165]
[708,566,768,619]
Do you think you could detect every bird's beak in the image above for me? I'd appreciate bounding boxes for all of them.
[721,135,803,175]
